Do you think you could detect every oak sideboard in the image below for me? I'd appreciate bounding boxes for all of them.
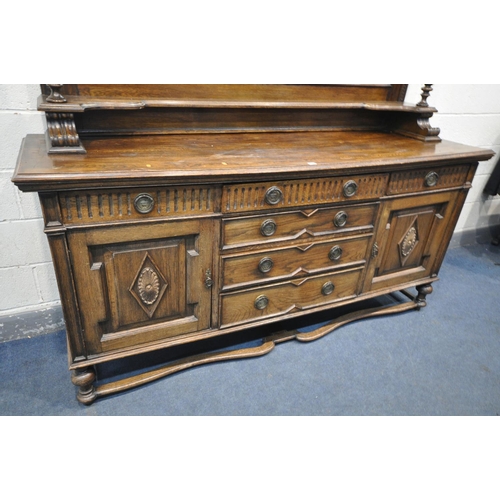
[12,84,494,404]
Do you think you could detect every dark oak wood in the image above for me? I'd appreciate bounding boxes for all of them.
[35,85,430,154]
[14,132,492,191]
[41,84,407,102]
[11,84,495,404]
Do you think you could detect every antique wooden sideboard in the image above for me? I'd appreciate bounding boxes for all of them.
[12,84,495,404]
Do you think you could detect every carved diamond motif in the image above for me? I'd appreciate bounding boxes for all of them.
[129,253,168,318]
[398,217,419,266]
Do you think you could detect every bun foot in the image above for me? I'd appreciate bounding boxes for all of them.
[416,284,433,309]
[72,367,97,405]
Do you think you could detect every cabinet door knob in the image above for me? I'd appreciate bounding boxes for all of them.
[322,281,335,296]
[254,295,269,310]
[134,193,155,214]
[328,245,343,261]
[343,180,358,197]
[265,186,284,205]
[258,257,274,273]
[261,219,277,237]
[425,171,439,187]
[333,211,348,228]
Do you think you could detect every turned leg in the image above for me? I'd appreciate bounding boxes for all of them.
[416,283,433,309]
[71,366,97,405]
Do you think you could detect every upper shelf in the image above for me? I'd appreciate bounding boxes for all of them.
[38,95,436,113]
[38,84,442,154]
[40,84,409,105]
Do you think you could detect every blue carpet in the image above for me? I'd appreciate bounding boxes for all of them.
[1,243,499,415]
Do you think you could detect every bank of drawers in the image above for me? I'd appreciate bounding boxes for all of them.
[219,175,381,328]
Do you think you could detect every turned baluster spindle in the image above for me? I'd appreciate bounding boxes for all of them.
[46,84,67,103]
[417,84,434,107]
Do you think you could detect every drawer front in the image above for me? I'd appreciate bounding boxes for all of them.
[222,235,371,290]
[59,185,216,225]
[220,268,363,328]
[222,175,389,213]
[222,203,378,249]
[387,165,470,195]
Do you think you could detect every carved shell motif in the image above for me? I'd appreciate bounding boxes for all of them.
[401,226,418,258]
[138,267,160,305]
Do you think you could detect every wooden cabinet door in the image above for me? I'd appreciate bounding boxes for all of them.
[364,191,462,293]
[68,219,214,355]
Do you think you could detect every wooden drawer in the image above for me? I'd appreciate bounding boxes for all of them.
[222,175,389,213]
[387,165,470,195]
[59,185,216,225]
[220,267,363,328]
[222,235,371,290]
[222,203,378,249]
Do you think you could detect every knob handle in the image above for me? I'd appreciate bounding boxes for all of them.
[343,180,358,198]
[425,171,439,187]
[322,281,335,296]
[258,257,274,273]
[328,245,343,261]
[261,219,277,237]
[333,211,348,228]
[134,193,155,214]
[254,295,269,310]
[265,186,284,205]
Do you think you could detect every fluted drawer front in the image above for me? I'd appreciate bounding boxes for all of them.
[387,165,470,195]
[222,203,378,249]
[222,235,370,290]
[220,268,363,328]
[222,175,389,213]
[59,186,216,224]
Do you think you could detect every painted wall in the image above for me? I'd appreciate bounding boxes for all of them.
[1,84,499,317]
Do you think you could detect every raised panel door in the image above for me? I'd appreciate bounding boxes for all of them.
[67,219,214,355]
[364,191,461,293]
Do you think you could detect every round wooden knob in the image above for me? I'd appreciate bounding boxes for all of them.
[254,295,269,310]
[265,186,283,205]
[343,180,358,197]
[261,219,277,237]
[425,171,439,187]
[328,245,343,261]
[258,257,274,273]
[322,281,335,296]
[134,193,155,214]
[333,211,348,228]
